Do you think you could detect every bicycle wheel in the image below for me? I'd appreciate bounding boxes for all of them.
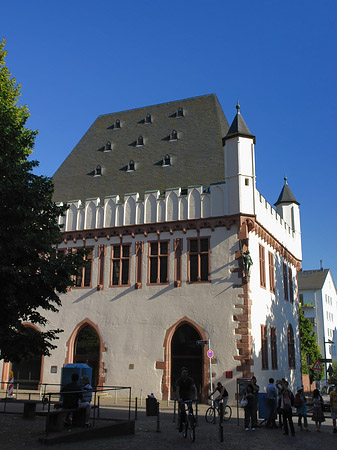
[223,405,232,421]
[189,415,195,442]
[182,421,188,438]
[205,406,216,423]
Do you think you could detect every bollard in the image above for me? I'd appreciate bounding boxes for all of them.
[156,402,160,432]
[135,397,138,420]
[97,395,100,418]
[219,402,224,442]
[173,399,176,422]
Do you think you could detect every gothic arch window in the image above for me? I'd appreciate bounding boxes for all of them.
[145,113,152,124]
[127,160,135,172]
[104,141,112,151]
[170,130,178,141]
[177,107,184,117]
[287,324,295,369]
[163,154,171,167]
[137,136,144,146]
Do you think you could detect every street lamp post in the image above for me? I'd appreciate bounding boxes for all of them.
[324,339,334,384]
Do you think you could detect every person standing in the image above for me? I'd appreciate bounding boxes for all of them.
[276,379,295,436]
[312,388,325,431]
[251,376,259,428]
[330,383,337,433]
[78,375,93,426]
[243,383,256,430]
[295,386,309,431]
[266,378,277,428]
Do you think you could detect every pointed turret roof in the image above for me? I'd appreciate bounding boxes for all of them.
[222,101,255,144]
[274,177,300,206]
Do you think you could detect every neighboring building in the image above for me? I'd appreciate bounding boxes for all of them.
[1,94,303,400]
[298,268,337,378]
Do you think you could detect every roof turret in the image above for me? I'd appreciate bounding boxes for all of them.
[274,177,300,206]
[222,101,255,144]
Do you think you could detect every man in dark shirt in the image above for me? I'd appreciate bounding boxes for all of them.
[175,367,197,431]
[61,373,83,425]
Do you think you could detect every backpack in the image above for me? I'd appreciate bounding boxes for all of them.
[294,393,302,408]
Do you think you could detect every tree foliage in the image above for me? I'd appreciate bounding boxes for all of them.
[0,39,85,362]
[299,307,323,380]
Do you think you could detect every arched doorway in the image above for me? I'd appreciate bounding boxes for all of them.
[74,325,100,387]
[11,327,42,390]
[171,323,203,399]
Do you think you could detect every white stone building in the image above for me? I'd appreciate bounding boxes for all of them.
[1,95,303,400]
[298,268,337,380]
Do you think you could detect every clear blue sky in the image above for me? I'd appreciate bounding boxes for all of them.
[1,1,337,281]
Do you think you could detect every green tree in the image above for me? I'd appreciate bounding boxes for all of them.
[0,39,85,362]
[299,308,323,381]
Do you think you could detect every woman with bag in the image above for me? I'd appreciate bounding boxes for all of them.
[312,388,325,432]
[295,386,309,431]
[242,383,256,431]
[276,379,295,436]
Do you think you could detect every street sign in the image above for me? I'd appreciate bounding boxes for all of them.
[312,359,323,372]
[196,340,208,346]
[319,358,332,363]
[207,350,214,358]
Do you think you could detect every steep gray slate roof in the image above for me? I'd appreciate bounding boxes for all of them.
[52,94,229,203]
[298,269,329,290]
[274,177,300,206]
[222,102,255,144]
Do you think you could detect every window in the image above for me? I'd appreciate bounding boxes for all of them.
[137,135,144,146]
[188,237,210,283]
[135,241,143,289]
[268,251,275,293]
[145,113,152,124]
[174,238,183,287]
[74,248,93,288]
[127,160,135,172]
[283,263,288,300]
[259,245,266,288]
[115,119,120,128]
[261,325,268,369]
[110,244,131,286]
[104,141,111,151]
[271,327,277,369]
[97,245,105,288]
[95,165,102,176]
[288,267,293,303]
[177,107,184,117]
[163,154,171,166]
[148,241,169,284]
[170,130,178,140]
[287,324,296,369]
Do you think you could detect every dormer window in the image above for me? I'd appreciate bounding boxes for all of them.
[170,130,178,141]
[115,119,120,128]
[95,165,102,176]
[177,107,184,117]
[104,141,112,151]
[127,160,135,172]
[137,136,144,146]
[163,154,171,167]
[145,114,152,124]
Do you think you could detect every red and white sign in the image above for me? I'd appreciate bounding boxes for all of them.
[207,350,214,359]
[312,360,323,372]
[8,371,14,397]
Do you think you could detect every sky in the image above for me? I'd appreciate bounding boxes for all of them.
[1,0,337,281]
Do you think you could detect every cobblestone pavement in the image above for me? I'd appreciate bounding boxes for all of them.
[0,403,337,449]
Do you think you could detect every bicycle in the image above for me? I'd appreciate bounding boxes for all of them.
[205,400,232,424]
[179,400,196,442]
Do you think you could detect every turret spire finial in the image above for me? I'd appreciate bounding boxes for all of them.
[236,100,240,114]
[284,175,288,184]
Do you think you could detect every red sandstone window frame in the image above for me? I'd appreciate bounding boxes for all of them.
[174,238,183,287]
[147,240,170,285]
[259,244,266,288]
[135,241,143,289]
[261,324,268,370]
[110,243,131,287]
[187,237,211,284]
[287,324,296,369]
[72,247,94,289]
[270,326,277,370]
[283,263,289,300]
[268,251,275,293]
[97,245,105,289]
[288,267,294,303]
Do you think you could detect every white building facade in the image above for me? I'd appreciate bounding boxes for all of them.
[1,95,303,400]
